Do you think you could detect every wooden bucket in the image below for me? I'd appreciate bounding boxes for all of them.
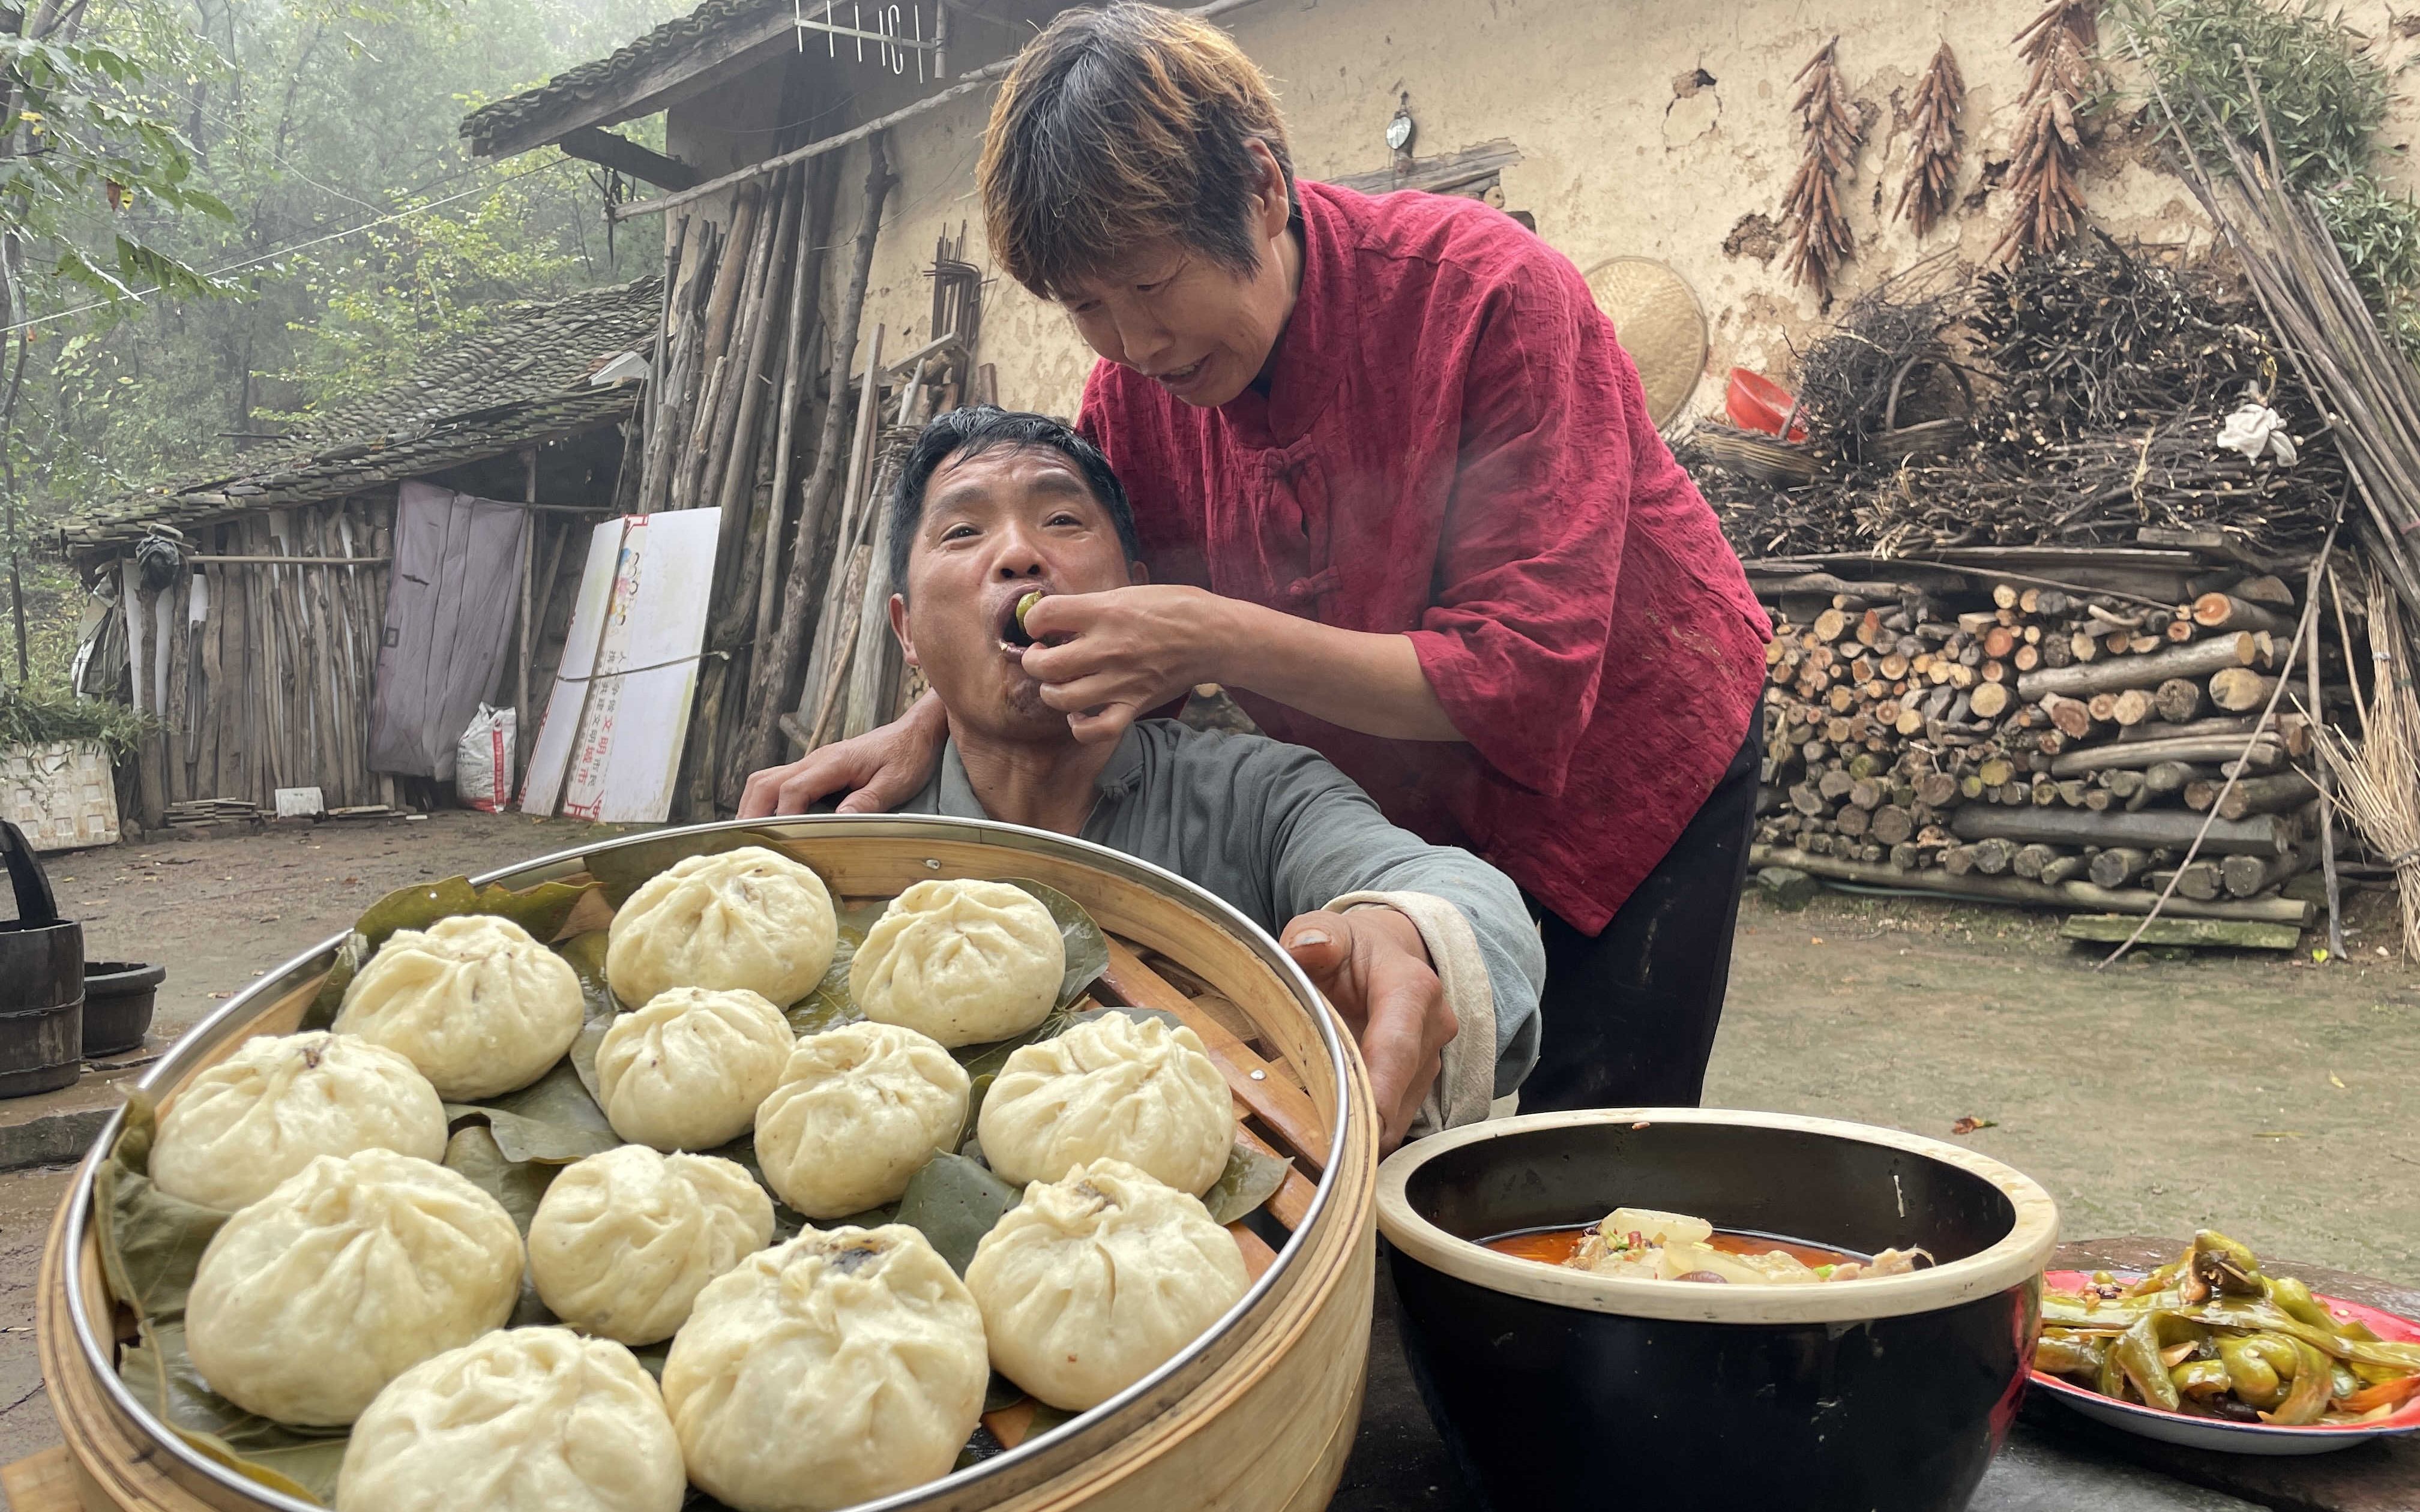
[1,818,85,1101]
[34,816,1378,1512]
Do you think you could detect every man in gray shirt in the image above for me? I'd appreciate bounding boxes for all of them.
[748,407,1541,1148]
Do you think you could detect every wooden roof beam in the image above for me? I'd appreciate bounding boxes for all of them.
[559,127,702,191]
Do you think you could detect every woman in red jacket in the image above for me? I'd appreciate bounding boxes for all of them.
[742,2,1769,1129]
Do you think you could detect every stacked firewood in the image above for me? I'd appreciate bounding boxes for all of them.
[1754,573,2326,920]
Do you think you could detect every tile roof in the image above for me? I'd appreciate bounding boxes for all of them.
[64,277,664,556]
[459,0,783,157]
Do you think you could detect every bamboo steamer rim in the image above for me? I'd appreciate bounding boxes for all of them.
[1376,1106,2060,1324]
[59,814,1362,1512]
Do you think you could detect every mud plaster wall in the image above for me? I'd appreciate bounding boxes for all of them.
[670,0,2420,424]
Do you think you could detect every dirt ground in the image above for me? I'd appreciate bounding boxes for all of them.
[1713,890,2420,1289]
[3,812,2416,1473]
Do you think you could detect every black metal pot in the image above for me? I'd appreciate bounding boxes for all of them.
[1376,1109,2059,1512]
[82,961,164,1057]
[1,818,84,1099]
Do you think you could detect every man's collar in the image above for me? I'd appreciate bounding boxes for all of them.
[933,725,1148,825]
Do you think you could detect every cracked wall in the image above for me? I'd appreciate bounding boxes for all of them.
[674,0,2420,425]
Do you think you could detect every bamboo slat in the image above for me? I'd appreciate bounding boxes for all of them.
[301,513,344,803]
[214,542,248,803]
[162,571,190,805]
[198,562,224,798]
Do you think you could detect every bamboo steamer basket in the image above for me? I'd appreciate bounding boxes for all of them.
[34,816,1379,1512]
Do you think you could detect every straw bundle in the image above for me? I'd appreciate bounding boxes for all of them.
[2311,571,2420,958]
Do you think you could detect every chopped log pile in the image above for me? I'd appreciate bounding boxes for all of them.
[1753,569,2329,924]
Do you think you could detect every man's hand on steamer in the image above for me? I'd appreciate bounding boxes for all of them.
[1280,906,1454,1155]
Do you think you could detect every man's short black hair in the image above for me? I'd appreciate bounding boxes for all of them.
[888,406,1142,596]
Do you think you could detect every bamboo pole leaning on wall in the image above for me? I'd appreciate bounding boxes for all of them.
[799,325,888,742]
[751,157,841,670]
[735,133,897,788]
[683,164,807,820]
[638,226,722,517]
[672,185,763,514]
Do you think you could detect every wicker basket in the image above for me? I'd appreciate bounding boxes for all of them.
[34,816,1378,1512]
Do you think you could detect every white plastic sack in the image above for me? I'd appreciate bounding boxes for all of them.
[456,704,515,813]
[2217,401,2298,466]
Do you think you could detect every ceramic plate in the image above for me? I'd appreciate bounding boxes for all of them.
[2030,1269,2420,1456]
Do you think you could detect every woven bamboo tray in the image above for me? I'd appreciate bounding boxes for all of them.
[27,815,1379,1512]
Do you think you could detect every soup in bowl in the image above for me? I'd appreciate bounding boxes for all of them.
[1376,1108,2059,1511]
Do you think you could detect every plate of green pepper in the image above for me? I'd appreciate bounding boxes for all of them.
[2030,1231,2420,1454]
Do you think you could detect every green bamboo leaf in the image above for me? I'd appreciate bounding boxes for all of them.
[121,1321,349,1505]
[786,902,876,1034]
[891,1153,1021,1276]
[556,931,617,1100]
[959,1072,996,1148]
[441,1125,559,1234]
[952,1006,1068,1082]
[1200,1139,1292,1226]
[444,1060,618,1164]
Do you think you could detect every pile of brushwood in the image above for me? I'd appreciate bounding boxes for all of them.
[1685,233,2346,560]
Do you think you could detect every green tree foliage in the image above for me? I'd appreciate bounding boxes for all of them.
[4,0,687,683]
[4,0,239,680]
[2115,0,2420,356]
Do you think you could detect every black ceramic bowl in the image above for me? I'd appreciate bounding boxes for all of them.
[1377,1108,2058,1512]
[80,961,164,1057]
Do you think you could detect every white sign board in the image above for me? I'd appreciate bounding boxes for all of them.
[519,508,720,824]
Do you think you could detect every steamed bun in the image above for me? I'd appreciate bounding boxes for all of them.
[753,1023,968,1219]
[595,988,792,1151]
[978,1012,1232,1195]
[605,847,835,1008]
[150,1031,446,1211]
[661,1226,988,1512]
[967,1158,1247,1411]
[528,1145,774,1346]
[333,913,585,1100]
[337,1327,684,1512]
[185,1148,523,1426]
[849,879,1063,1047]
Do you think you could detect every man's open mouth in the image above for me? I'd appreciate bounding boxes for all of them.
[999,590,1043,652]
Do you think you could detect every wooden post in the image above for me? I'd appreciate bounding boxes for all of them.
[674,185,764,514]
[518,448,538,782]
[2306,559,2344,958]
[753,156,839,662]
[799,322,887,728]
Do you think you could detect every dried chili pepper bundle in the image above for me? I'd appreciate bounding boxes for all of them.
[1895,41,1966,238]
[1997,0,2100,261]
[1783,36,1863,298]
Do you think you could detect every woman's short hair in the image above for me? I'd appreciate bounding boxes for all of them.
[889,407,1142,595]
[978,3,1293,300]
